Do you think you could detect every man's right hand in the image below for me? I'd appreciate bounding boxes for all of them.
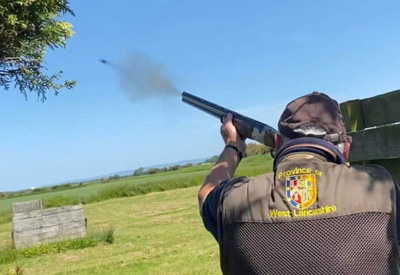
[221,113,247,153]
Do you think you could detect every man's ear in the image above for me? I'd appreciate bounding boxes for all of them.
[342,140,351,162]
[274,133,283,153]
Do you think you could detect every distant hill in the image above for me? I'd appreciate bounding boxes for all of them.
[55,158,208,184]
[2,158,208,194]
[97,158,207,179]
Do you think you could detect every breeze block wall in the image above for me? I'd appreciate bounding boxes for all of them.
[12,200,42,214]
[12,202,86,249]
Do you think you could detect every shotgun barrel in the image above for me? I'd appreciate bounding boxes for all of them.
[182,91,277,148]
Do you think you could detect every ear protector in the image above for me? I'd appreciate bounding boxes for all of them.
[273,137,346,172]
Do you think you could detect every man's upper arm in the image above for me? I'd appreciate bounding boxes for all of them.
[200,182,226,241]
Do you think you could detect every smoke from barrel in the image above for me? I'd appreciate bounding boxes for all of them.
[100,53,179,101]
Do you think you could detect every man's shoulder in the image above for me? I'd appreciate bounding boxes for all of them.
[252,172,275,180]
[247,172,275,185]
[227,173,274,187]
[348,164,393,181]
[223,173,275,198]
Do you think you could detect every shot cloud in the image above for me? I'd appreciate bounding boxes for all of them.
[113,53,179,101]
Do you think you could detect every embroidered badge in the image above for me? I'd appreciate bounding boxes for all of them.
[286,174,317,210]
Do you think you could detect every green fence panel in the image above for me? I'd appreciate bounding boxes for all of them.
[340,89,400,182]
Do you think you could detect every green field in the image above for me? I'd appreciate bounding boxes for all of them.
[0,164,210,212]
[0,155,272,213]
[0,155,273,274]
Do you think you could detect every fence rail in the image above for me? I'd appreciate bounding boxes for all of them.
[340,89,400,181]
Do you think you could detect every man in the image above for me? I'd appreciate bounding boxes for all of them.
[199,92,400,274]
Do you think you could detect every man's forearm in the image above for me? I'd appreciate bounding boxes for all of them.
[198,146,241,205]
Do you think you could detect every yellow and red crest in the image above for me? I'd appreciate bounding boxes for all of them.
[286,174,317,210]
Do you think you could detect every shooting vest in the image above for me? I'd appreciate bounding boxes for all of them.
[218,152,400,275]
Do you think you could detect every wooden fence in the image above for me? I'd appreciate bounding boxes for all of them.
[12,201,86,249]
[340,89,400,181]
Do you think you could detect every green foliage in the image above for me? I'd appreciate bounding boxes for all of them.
[0,0,76,100]
[182,163,193,168]
[133,167,145,176]
[168,165,180,171]
[147,168,160,175]
[0,211,11,224]
[41,195,82,208]
[0,247,18,265]
[204,155,219,164]
[134,163,196,177]
[245,143,270,157]
[0,229,114,265]
[0,155,273,212]
[1,181,87,200]
[3,262,24,275]
[42,155,272,207]
[108,174,120,180]
[167,163,193,171]
[94,174,205,202]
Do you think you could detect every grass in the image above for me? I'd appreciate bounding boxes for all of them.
[0,229,114,265]
[0,186,223,274]
[0,213,11,225]
[0,154,273,274]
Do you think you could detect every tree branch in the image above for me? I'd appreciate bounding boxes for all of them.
[0,57,41,64]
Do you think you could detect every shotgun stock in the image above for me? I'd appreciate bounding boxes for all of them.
[182,91,277,148]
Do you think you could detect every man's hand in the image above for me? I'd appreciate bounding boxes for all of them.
[221,113,247,153]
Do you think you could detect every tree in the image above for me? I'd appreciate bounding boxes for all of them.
[204,155,218,164]
[168,165,180,171]
[0,0,76,101]
[109,174,120,180]
[147,168,160,175]
[245,143,269,157]
[133,167,145,176]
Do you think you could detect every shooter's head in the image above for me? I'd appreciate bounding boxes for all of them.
[275,92,352,161]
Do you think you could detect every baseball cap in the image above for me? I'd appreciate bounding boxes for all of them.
[278,92,347,144]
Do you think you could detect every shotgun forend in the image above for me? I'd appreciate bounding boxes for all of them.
[182,91,277,148]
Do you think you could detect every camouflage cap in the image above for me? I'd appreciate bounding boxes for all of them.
[278,92,347,143]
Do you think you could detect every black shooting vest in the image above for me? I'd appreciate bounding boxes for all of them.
[218,149,400,274]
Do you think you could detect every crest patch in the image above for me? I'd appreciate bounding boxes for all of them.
[286,174,317,210]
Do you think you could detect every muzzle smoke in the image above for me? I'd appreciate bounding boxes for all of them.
[101,53,179,101]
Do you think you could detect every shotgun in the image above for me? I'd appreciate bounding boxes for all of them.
[182,91,277,148]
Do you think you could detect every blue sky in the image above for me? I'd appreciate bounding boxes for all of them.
[1,1,400,191]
